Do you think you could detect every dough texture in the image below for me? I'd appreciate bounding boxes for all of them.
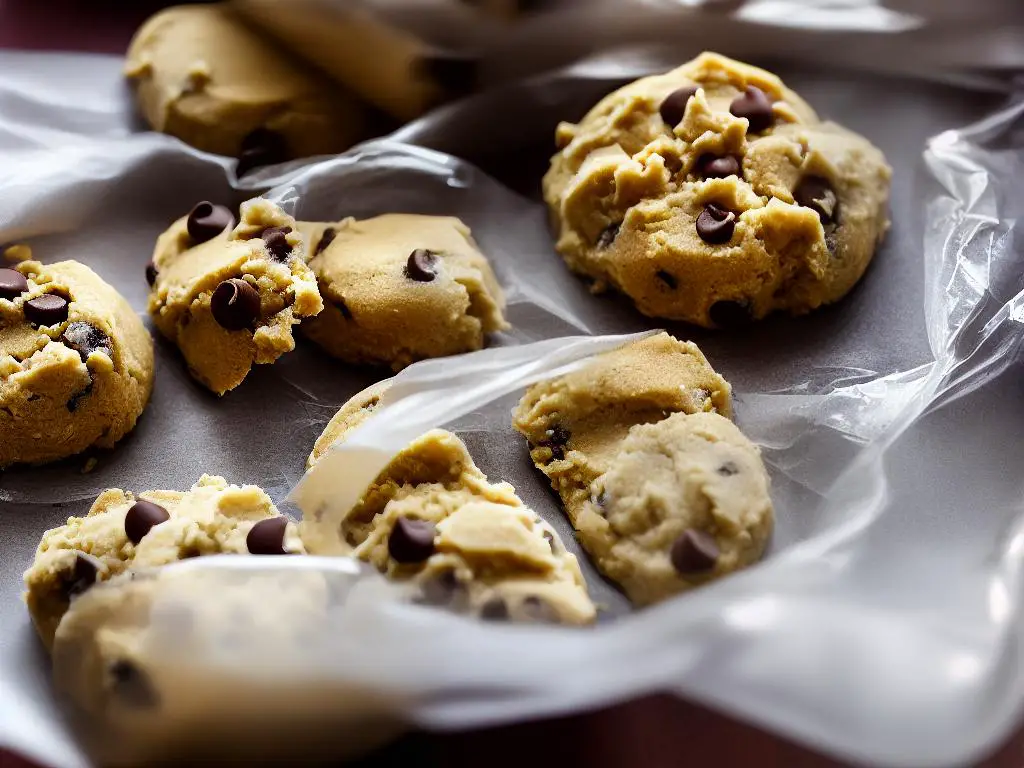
[299,215,508,370]
[544,52,892,327]
[0,260,153,467]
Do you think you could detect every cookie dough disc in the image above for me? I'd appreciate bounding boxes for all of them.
[125,4,366,166]
[298,215,508,371]
[0,260,153,467]
[544,52,892,327]
[148,198,323,394]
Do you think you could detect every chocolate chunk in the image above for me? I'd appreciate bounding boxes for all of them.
[260,226,293,261]
[236,128,287,176]
[656,269,678,289]
[64,553,98,599]
[480,597,509,621]
[145,261,158,287]
[670,529,720,574]
[247,517,290,555]
[186,201,235,244]
[61,322,113,361]
[539,425,570,461]
[695,203,736,245]
[314,227,336,256]
[23,294,69,326]
[729,85,774,133]
[420,54,479,96]
[794,176,839,225]
[388,518,436,564]
[717,461,739,476]
[0,268,28,300]
[109,660,159,708]
[210,278,260,331]
[709,299,752,329]
[124,500,170,545]
[696,154,741,179]
[597,223,620,249]
[420,569,461,606]
[405,249,439,282]
[659,85,699,128]
[521,595,559,623]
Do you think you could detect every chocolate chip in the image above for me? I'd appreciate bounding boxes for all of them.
[405,249,439,282]
[480,597,509,621]
[521,595,559,623]
[23,294,69,326]
[420,54,479,96]
[656,269,677,289]
[236,128,287,176]
[695,203,736,245]
[420,569,461,606]
[124,500,170,545]
[260,226,293,261]
[539,425,570,461]
[709,299,752,329]
[61,322,112,361]
[794,176,839,225]
[108,660,159,708]
[247,517,290,555]
[597,223,620,248]
[670,529,720,574]
[0,268,28,300]
[388,518,436,564]
[659,85,699,128]
[186,201,235,244]
[210,278,260,331]
[64,553,98,599]
[729,85,774,133]
[696,154,741,179]
[145,261,158,287]
[67,381,93,412]
[314,227,336,256]
[717,461,739,476]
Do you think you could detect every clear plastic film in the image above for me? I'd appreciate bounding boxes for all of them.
[0,32,1022,768]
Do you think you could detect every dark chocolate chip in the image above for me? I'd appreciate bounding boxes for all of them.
[125,500,170,545]
[794,176,839,225]
[480,597,509,621]
[247,517,290,555]
[709,299,752,329]
[109,660,159,708]
[67,380,94,412]
[405,249,439,282]
[260,226,293,261]
[729,85,774,133]
[420,569,461,606]
[314,227,336,256]
[717,461,739,476]
[388,518,437,564]
[659,85,699,128]
[64,554,98,599]
[656,269,678,289]
[419,53,479,96]
[597,223,620,249]
[186,201,235,244]
[539,425,570,461]
[24,294,69,326]
[695,203,736,245]
[236,128,288,176]
[210,278,260,331]
[696,154,741,179]
[61,322,113,361]
[0,268,28,300]
[521,595,559,623]
[670,529,720,574]
[145,261,158,287]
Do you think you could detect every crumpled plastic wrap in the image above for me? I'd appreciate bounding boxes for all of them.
[0,19,1022,768]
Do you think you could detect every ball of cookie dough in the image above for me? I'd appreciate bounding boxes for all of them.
[579,411,773,605]
[148,198,323,395]
[298,215,508,371]
[544,52,892,327]
[125,4,366,170]
[0,260,153,468]
[23,474,304,648]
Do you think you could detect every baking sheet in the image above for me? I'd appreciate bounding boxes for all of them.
[0,36,1021,768]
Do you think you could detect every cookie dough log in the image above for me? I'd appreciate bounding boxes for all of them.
[298,215,508,371]
[0,260,153,467]
[513,332,773,605]
[305,383,595,624]
[544,51,892,327]
[124,4,366,172]
[148,198,323,394]
[24,474,305,649]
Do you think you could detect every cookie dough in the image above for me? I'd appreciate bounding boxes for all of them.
[24,474,304,648]
[148,198,323,394]
[305,385,595,624]
[544,52,892,327]
[0,260,153,467]
[298,215,508,370]
[125,4,366,171]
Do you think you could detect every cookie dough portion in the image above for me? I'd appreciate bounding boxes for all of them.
[544,51,892,327]
[148,198,323,394]
[24,474,304,648]
[125,4,365,168]
[578,411,772,605]
[298,215,508,371]
[0,260,153,467]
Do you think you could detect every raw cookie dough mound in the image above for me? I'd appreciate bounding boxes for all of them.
[125,4,366,171]
[0,260,153,467]
[305,385,595,624]
[544,52,892,327]
[579,411,772,605]
[24,474,304,648]
[148,198,323,394]
[298,215,508,370]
